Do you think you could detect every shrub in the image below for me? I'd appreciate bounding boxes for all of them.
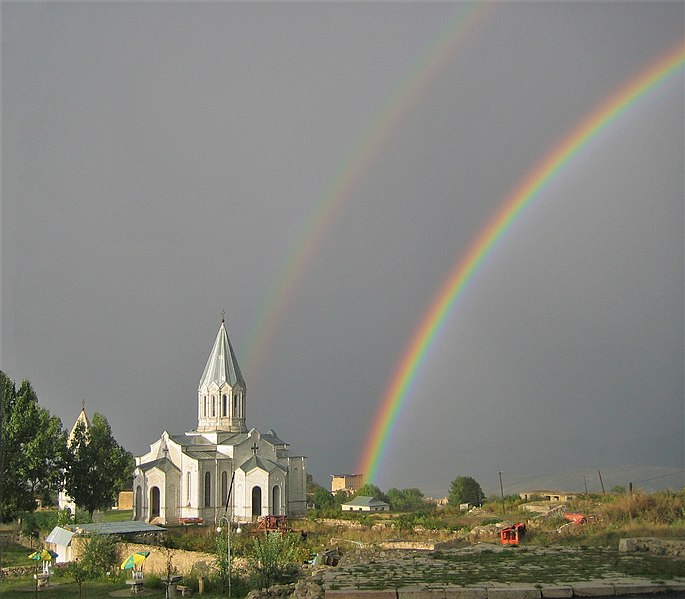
[248,532,299,588]
[602,491,685,525]
[81,533,119,577]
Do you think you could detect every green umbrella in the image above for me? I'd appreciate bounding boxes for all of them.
[120,551,150,570]
[28,549,58,561]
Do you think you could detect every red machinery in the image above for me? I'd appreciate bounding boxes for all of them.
[500,523,526,545]
[255,515,291,533]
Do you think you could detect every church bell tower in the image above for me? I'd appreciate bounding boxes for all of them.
[197,318,247,433]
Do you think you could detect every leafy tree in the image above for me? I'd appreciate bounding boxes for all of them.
[248,532,298,588]
[66,561,88,599]
[80,533,119,577]
[355,483,389,504]
[312,487,335,509]
[0,372,68,521]
[448,476,485,507]
[333,490,349,505]
[387,487,425,511]
[306,473,320,494]
[64,412,134,518]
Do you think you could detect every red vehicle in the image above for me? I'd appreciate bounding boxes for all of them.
[500,523,526,545]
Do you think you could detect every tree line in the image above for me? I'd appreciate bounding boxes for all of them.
[307,475,486,513]
[0,371,133,522]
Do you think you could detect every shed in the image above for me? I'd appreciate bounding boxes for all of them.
[45,526,75,563]
[45,521,166,564]
[341,495,389,512]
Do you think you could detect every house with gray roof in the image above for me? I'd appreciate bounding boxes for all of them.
[341,495,390,512]
[133,318,307,525]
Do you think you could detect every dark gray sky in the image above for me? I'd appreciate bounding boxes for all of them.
[2,1,683,497]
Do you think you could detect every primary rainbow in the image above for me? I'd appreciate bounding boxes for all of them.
[359,40,685,484]
[242,3,494,376]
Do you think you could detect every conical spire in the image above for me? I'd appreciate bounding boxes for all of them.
[68,400,90,446]
[199,319,245,390]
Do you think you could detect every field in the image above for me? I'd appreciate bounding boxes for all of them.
[1,491,683,598]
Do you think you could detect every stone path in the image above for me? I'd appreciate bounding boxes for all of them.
[317,544,685,599]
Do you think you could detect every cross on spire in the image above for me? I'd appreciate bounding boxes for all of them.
[82,399,86,411]
[221,309,226,323]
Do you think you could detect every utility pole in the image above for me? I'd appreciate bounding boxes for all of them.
[498,471,505,514]
[597,470,605,495]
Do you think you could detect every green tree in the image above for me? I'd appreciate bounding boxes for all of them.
[64,412,134,518]
[312,487,334,509]
[333,490,348,505]
[355,483,389,504]
[66,561,88,599]
[248,532,298,588]
[387,487,425,511]
[448,476,485,507]
[0,372,68,521]
[80,533,119,577]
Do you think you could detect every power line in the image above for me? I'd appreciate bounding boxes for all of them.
[632,469,685,485]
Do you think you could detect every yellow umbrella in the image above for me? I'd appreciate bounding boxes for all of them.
[120,551,150,570]
[28,549,58,561]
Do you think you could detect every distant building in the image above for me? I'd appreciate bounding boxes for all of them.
[331,473,363,494]
[116,490,134,510]
[341,495,389,512]
[519,490,576,502]
[133,318,308,524]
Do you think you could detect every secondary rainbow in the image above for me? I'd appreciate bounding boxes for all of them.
[359,40,685,484]
[241,3,494,376]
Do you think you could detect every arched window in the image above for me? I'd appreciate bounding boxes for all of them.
[221,471,228,506]
[234,395,238,416]
[204,472,211,507]
[203,396,208,417]
[222,394,227,416]
[211,396,216,417]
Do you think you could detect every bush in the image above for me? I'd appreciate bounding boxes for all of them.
[248,532,299,588]
[602,491,685,525]
[81,534,119,577]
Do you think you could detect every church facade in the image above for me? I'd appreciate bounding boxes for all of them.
[132,320,307,524]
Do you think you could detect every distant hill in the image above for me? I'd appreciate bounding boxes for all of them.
[489,465,685,496]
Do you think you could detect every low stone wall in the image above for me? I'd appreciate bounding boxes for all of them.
[379,540,461,551]
[117,542,218,576]
[618,537,685,557]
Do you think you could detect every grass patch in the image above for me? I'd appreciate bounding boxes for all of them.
[0,540,32,568]
[0,575,252,598]
[98,510,133,522]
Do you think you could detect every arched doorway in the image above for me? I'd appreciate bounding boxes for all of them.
[272,485,281,515]
[251,486,262,518]
[150,487,160,519]
[135,486,142,520]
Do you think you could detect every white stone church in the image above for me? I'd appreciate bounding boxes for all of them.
[133,319,307,524]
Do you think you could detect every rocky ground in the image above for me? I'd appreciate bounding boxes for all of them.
[246,542,685,599]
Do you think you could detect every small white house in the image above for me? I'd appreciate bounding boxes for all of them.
[45,527,75,563]
[341,495,389,512]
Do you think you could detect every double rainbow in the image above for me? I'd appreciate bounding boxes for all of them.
[242,3,494,376]
[359,40,685,484]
